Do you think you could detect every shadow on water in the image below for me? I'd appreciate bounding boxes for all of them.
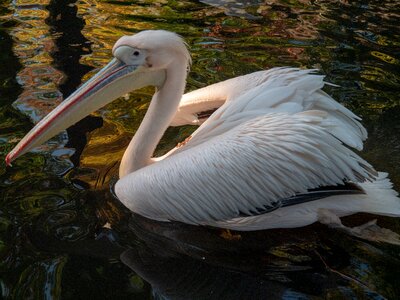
[0,0,400,299]
[45,0,103,167]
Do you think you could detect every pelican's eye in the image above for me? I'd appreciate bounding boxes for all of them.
[114,46,147,66]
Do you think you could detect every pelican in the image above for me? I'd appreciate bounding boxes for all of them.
[6,30,400,233]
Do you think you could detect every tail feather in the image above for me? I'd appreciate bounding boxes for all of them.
[356,172,400,217]
[212,172,400,231]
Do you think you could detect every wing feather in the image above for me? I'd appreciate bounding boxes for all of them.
[172,68,367,151]
[116,111,375,225]
[172,68,321,126]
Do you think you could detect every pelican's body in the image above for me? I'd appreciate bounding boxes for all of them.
[6,30,400,232]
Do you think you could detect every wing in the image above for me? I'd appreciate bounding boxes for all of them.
[171,68,326,126]
[172,68,367,151]
[115,111,375,226]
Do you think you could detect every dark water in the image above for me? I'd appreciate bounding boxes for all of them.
[0,0,400,299]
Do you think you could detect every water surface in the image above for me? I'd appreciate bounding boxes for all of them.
[0,0,400,299]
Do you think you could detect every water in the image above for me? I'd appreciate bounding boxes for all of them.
[0,0,399,298]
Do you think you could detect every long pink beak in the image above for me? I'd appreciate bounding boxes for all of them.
[6,58,143,166]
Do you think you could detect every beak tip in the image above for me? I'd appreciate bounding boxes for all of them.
[5,153,13,167]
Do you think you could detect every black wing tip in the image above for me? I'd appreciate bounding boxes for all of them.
[238,181,365,217]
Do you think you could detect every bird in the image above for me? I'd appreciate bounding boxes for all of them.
[6,30,400,235]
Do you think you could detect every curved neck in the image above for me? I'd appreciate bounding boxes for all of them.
[119,63,187,177]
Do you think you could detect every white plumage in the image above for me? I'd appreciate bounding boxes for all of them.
[7,30,400,232]
[117,67,396,229]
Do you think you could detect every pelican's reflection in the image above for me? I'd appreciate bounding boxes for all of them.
[121,248,290,300]
[121,214,387,299]
[29,210,393,299]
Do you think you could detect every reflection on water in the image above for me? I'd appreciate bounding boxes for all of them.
[11,0,63,122]
[0,0,400,299]
[122,215,395,299]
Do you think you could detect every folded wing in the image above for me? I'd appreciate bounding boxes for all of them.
[116,109,375,225]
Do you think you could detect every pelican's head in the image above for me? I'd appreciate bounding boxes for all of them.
[5,30,190,166]
[113,30,191,71]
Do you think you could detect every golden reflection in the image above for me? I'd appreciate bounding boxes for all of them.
[15,9,48,19]
[79,120,129,189]
[14,0,49,6]
[10,0,64,122]
[371,51,399,65]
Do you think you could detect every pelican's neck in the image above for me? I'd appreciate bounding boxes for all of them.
[119,63,187,177]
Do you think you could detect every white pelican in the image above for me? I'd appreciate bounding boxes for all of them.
[6,30,400,233]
